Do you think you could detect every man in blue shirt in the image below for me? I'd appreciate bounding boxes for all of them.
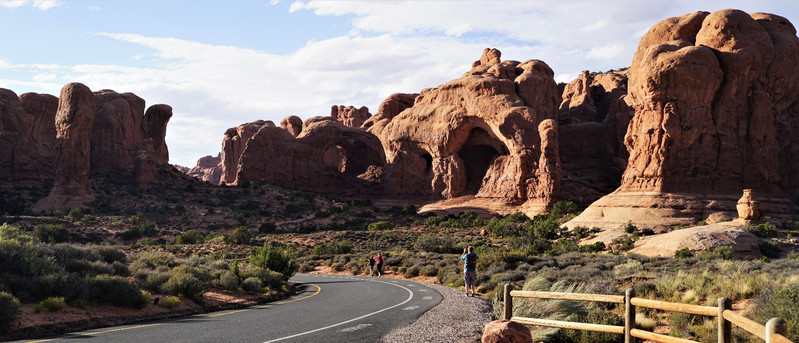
[461,246,478,297]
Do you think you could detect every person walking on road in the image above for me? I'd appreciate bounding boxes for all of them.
[368,256,376,276]
[375,252,385,277]
[461,246,478,297]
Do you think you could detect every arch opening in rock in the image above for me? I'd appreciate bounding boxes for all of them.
[322,144,346,173]
[457,127,509,194]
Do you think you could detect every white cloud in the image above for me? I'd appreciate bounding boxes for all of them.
[0,0,61,10]
[587,44,625,60]
[582,19,609,32]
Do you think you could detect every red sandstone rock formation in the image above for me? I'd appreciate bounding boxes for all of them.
[143,104,172,166]
[363,93,418,136]
[481,320,533,343]
[34,83,97,212]
[331,105,370,128]
[557,70,633,202]
[565,9,799,229]
[378,48,560,210]
[235,117,385,194]
[280,115,302,137]
[220,120,273,184]
[90,90,146,174]
[188,153,223,184]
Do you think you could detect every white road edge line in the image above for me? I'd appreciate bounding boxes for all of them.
[262,278,415,343]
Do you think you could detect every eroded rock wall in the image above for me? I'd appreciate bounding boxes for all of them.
[565,9,799,229]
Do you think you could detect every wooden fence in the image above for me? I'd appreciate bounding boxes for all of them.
[502,284,793,343]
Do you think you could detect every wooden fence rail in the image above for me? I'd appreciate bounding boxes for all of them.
[502,283,793,343]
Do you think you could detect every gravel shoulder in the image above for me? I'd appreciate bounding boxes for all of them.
[381,283,495,343]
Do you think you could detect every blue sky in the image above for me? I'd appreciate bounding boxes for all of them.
[2,0,798,167]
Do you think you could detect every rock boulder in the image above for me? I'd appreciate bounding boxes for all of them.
[481,320,533,343]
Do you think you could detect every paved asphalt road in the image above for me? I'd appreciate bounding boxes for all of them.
[14,274,443,343]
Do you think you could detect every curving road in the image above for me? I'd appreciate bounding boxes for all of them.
[15,274,443,343]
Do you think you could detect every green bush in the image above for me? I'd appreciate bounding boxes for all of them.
[34,297,67,313]
[176,230,204,244]
[753,283,799,340]
[0,292,21,332]
[420,265,439,277]
[160,271,206,299]
[35,224,69,244]
[158,295,181,309]
[367,221,394,231]
[312,240,353,255]
[218,271,240,292]
[226,226,254,245]
[745,223,778,238]
[698,245,734,260]
[241,277,263,293]
[403,265,420,278]
[249,243,298,280]
[68,208,85,221]
[87,275,150,308]
[675,248,694,259]
[259,222,277,234]
[759,240,781,258]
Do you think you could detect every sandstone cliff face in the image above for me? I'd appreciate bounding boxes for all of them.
[220,120,273,185]
[331,105,370,128]
[235,117,385,194]
[378,48,560,209]
[188,153,223,184]
[90,90,146,175]
[34,83,97,212]
[1,83,177,212]
[566,9,799,229]
[557,70,633,202]
[363,93,418,136]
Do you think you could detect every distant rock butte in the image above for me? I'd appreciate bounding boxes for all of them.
[565,9,799,230]
[187,153,223,184]
[0,82,176,212]
[220,120,273,185]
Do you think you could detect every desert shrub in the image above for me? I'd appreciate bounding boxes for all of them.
[170,265,211,282]
[226,226,254,245]
[414,235,457,253]
[160,271,206,299]
[745,223,778,238]
[759,240,781,258]
[549,306,624,343]
[35,224,69,244]
[675,248,694,259]
[753,283,799,340]
[218,271,240,292]
[367,221,394,231]
[249,243,298,279]
[120,213,157,240]
[133,251,177,269]
[330,262,345,272]
[624,221,637,233]
[143,272,171,291]
[158,295,181,309]
[404,265,420,278]
[241,277,263,293]
[259,222,277,234]
[34,296,67,313]
[299,263,315,273]
[68,208,84,221]
[239,264,283,290]
[0,292,20,332]
[312,240,353,255]
[698,245,734,260]
[176,230,204,244]
[420,265,439,277]
[92,246,127,264]
[87,275,150,308]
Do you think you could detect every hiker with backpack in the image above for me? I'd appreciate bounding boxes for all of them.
[461,246,478,297]
[375,252,384,277]
[368,256,376,276]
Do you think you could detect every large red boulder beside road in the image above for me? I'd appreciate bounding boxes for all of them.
[481,320,533,343]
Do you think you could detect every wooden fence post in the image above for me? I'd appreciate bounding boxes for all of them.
[625,288,636,343]
[766,318,787,343]
[718,297,731,343]
[504,283,513,320]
